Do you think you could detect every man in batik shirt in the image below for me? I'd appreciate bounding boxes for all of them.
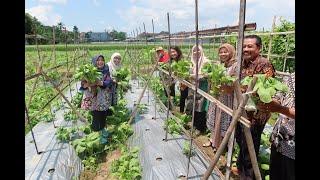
[234,35,276,180]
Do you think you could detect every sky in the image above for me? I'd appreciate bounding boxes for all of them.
[25,0,295,36]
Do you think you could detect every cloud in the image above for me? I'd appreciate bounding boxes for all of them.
[25,5,62,26]
[92,0,100,6]
[37,0,67,4]
[118,0,294,33]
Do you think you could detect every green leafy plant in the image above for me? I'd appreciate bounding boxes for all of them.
[111,122,134,145]
[202,63,236,97]
[183,141,195,157]
[241,74,288,104]
[111,146,142,180]
[63,110,78,121]
[171,59,191,79]
[137,103,148,114]
[56,127,72,142]
[82,156,98,171]
[164,118,183,135]
[176,113,191,128]
[74,63,102,83]
[71,92,83,108]
[72,132,105,159]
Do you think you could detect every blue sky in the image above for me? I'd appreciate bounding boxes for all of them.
[26,0,295,35]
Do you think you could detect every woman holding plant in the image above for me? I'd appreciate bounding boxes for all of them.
[80,54,114,144]
[257,73,295,180]
[185,44,210,134]
[204,43,237,151]
[170,46,189,113]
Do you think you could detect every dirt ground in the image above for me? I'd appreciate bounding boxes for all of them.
[80,149,121,180]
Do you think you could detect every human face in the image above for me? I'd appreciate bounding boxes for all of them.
[219,47,230,63]
[192,47,201,60]
[96,56,105,69]
[113,56,121,66]
[243,38,260,62]
[170,48,178,59]
[156,50,163,58]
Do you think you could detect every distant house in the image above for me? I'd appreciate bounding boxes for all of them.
[88,32,111,42]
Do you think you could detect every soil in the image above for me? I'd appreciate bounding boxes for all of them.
[80,149,122,180]
[171,109,240,180]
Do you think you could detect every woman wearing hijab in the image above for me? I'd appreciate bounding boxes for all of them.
[204,43,237,151]
[108,52,122,106]
[185,44,210,134]
[80,54,113,144]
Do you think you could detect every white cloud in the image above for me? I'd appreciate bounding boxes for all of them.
[93,0,100,6]
[37,0,67,4]
[25,5,62,26]
[118,0,294,33]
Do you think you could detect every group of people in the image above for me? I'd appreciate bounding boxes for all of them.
[78,34,294,180]
[156,35,295,180]
[79,52,122,144]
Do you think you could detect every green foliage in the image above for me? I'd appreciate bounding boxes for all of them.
[111,147,142,180]
[114,67,131,98]
[159,62,169,71]
[202,62,236,97]
[261,19,295,72]
[63,110,78,121]
[137,103,148,114]
[241,74,288,103]
[71,92,83,107]
[74,63,102,83]
[82,156,98,171]
[183,141,195,157]
[110,122,134,145]
[72,132,105,158]
[176,113,191,127]
[171,59,191,79]
[164,118,183,135]
[56,127,72,142]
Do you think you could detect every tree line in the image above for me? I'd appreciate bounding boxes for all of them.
[25,13,127,44]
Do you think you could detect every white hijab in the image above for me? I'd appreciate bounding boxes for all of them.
[191,45,209,75]
[108,52,122,77]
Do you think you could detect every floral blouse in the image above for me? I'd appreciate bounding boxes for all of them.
[270,73,295,159]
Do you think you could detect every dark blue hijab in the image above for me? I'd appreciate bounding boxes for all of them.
[91,54,110,75]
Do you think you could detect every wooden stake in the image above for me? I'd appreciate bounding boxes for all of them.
[202,77,257,180]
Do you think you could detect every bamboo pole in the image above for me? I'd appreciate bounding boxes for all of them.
[41,71,87,123]
[53,26,57,66]
[202,77,257,180]
[143,22,150,105]
[282,34,290,72]
[243,125,262,179]
[25,101,42,154]
[157,68,251,127]
[128,62,159,124]
[164,12,173,141]
[164,31,295,40]
[187,0,199,177]
[27,28,45,108]
[152,19,157,120]
[267,16,277,61]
